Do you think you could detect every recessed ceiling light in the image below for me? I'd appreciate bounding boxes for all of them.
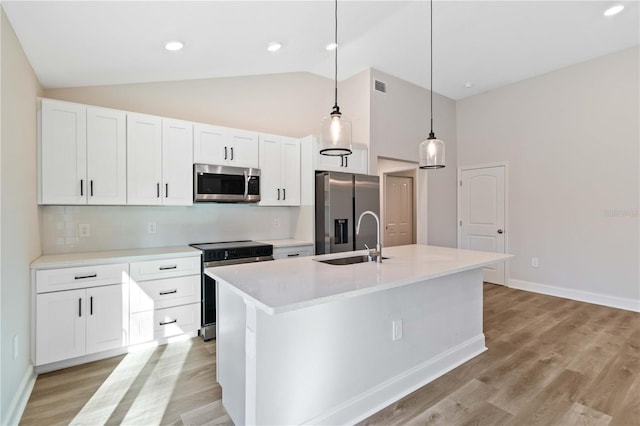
[464,82,473,88]
[604,5,624,16]
[325,42,338,51]
[164,40,184,51]
[267,42,282,52]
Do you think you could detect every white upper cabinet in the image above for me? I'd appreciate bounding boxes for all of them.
[259,134,300,206]
[127,113,163,205]
[162,119,194,206]
[193,123,259,169]
[314,141,369,175]
[128,114,193,206]
[39,99,127,205]
[86,107,127,204]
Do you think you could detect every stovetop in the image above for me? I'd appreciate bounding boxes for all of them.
[190,240,273,262]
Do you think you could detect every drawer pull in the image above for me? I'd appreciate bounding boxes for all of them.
[159,289,178,296]
[287,253,300,257]
[75,274,97,280]
[159,265,177,271]
[78,298,82,317]
[159,319,177,326]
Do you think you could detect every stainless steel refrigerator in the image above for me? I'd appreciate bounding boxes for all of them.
[315,171,380,254]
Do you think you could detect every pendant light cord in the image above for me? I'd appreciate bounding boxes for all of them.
[430,0,434,135]
[334,0,339,109]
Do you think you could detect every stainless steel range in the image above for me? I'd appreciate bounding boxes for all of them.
[190,241,273,340]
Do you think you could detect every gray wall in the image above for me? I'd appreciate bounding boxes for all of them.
[370,69,458,248]
[1,8,42,423]
[457,47,639,303]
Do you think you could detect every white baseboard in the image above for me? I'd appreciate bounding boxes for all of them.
[509,279,640,313]
[306,334,487,425]
[4,365,36,426]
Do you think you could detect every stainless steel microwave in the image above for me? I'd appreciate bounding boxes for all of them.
[193,164,261,203]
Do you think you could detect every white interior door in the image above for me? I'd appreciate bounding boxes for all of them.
[384,175,414,247]
[458,166,506,285]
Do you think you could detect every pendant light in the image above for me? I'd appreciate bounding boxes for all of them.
[320,0,352,156]
[419,0,445,169]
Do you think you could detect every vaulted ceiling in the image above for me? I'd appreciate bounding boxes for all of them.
[3,1,639,100]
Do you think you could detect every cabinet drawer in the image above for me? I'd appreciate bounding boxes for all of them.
[129,256,200,282]
[36,263,129,293]
[273,245,314,260]
[130,275,200,313]
[130,303,200,344]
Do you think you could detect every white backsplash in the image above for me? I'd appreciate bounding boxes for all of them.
[40,204,296,254]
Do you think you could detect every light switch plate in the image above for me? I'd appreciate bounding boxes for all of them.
[78,224,91,237]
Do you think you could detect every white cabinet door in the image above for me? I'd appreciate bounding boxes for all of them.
[230,130,259,169]
[259,134,283,205]
[193,123,259,168]
[40,99,87,205]
[314,141,368,175]
[86,107,127,205]
[127,113,163,205]
[259,134,300,206]
[36,289,86,365]
[281,137,301,206]
[86,284,128,354]
[162,119,193,206]
[193,123,230,166]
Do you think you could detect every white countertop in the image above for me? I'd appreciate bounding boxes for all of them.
[31,246,201,269]
[206,244,513,315]
[256,239,314,248]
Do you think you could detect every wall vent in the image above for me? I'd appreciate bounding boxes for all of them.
[374,80,387,93]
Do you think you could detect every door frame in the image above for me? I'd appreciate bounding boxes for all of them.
[457,161,510,285]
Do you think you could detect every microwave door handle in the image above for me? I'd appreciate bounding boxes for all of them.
[243,170,249,199]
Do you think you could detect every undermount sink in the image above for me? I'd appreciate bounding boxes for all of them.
[316,255,389,266]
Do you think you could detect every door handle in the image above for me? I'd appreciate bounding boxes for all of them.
[90,180,94,197]
[159,319,177,326]
[80,179,84,196]
[277,188,280,200]
[159,289,178,295]
[224,146,228,160]
[345,156,348,168]
[157,183,160,198]
[165,183,169,198]
[230,147,234,161]
[497,229,504,234]
[90,296,93,315]
[159,265,177,270]
[340,156,344,167]
[283,188,286,200]
[78,298,82,317]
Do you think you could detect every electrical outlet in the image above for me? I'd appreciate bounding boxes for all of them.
[273,219,280,229]
[78,224,91,237]
[531,257,539,267]
[147,222,157,234]
[392,319,403,341]
[13,335,18,360]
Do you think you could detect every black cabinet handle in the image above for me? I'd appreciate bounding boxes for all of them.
[277,188,280,200]
[159,319,177,326]
[159,265,177,270]
[287,253,300,257]
[165,183,169,198]
[283,188,286,200]
[224,146,228,160]
[78,298,82,317]
[345,156,348,168]
[230,147,234,160]
[90,180,94,196]
[156,183,160,198]
[75,274,97,280]
[159,289,178,295]
[90,296,93,315]
[80,179,84,196]
[340,157,344,167]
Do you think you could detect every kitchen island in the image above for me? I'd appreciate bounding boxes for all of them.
[206,244,513,425]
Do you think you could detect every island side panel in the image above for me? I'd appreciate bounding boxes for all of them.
[251,268,485,425]
[216,279,248,425]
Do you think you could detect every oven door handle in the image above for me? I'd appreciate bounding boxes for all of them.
[243,170,249,200]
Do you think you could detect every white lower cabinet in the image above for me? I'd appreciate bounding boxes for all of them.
[272,244,314,260]
[35,283,127,366]
[129,255,201,345]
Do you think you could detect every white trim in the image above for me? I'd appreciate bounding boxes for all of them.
[457,162,510,285]
[509,279,640,313]
[305,334,487,425]
[3,365,36,426]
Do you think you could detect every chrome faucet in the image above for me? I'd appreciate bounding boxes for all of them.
[356,210,382,263]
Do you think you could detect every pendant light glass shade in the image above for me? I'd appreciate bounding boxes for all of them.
[320,107,352,156]
[419,0,445,170]
[320,0,352,156]
[419,133,445,169]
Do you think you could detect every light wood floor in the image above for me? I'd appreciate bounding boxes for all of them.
[21,284,640,425]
